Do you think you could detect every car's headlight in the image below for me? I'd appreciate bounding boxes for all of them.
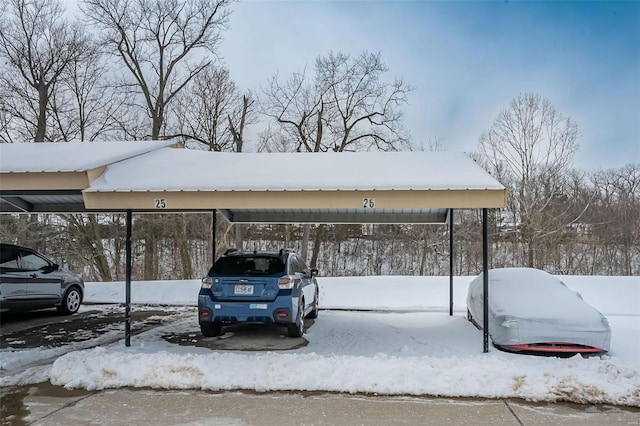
[500,316,519,328]
[201,276,212,289]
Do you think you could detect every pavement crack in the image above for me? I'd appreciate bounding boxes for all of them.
[503,399,524,426]
[26,392,94,426]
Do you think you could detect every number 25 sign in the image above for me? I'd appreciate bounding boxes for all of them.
[362,198,375,209]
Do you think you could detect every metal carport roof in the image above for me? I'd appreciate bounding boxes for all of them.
[0,140,176,213]
[1,142,506,223]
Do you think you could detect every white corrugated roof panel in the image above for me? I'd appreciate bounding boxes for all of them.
[86,149,505,192]
[0,140,175,173]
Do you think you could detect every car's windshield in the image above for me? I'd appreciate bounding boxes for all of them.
[211,256,285,276]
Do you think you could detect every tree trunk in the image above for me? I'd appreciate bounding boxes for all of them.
[284,224,290,248]
[310,225,325,269]
[175,215,193,279]
[234,224,244,250]
[419,238,429,276]
[87,215,113,282]
[301,224,311,263]
[144,236,157,280]
[112,215,123,281]
[526,238,535,268]
[35,84,48,142]
[152,114,163,140]
[624,241,631,276]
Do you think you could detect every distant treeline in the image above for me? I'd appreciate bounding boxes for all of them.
[2,162,638,282]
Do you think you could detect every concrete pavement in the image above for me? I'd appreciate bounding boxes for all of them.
[2,312,639,425]
[8,385,639,426]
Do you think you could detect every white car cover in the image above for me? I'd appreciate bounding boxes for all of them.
[466,267,611,351]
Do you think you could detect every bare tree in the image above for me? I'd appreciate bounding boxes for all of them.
[62,214,114,281]
[261,67,321,152]
[53,38,128,142]
[478,93,580,267]
[0,95,16,143]
[316,51,412,152]
[171,66,236,150]
[257,124,299,153]
[423,136,447,152]
[0,0,85,141]
[589,164,640,275]
[228,93,255,153]
[81,0,231,140]
[261,51,413,153]
[170,66,255,151]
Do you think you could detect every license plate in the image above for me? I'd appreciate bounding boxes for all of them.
[234,284,253,295]
[249,303,268,309]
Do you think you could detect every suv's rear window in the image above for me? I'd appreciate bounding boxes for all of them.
[211,256,285,276]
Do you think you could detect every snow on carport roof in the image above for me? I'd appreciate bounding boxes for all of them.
[0,141,176,213]
[0,142,507,220]
[82,147,507,222]
[0,140,175,172]
[86,149,505,191]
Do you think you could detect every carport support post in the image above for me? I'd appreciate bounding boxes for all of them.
[482,208,489,353]
[125,209,132,347]
[449,208,454,316]
[212,209,217,264]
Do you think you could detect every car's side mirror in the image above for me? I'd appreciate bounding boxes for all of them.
[310,268,319,277]
[41,263,59,273]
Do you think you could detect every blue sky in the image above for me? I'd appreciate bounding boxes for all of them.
[219,1,640,171]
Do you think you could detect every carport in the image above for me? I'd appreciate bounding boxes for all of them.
[0,141,507,351]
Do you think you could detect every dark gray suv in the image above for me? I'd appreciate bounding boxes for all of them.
[0,243,84,315]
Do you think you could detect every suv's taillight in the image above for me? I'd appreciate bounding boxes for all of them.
[201,276,212,289]
[277,276,295,289]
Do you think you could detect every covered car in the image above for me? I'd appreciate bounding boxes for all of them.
[466,267,611,355]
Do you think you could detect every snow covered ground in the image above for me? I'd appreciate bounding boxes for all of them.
[1,275,638,406]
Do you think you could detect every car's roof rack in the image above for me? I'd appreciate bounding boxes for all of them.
[221,248,292,257]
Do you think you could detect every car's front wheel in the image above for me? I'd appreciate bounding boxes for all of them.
[57,286,82,315]
[200,323,222,337]
[288,299,305,338]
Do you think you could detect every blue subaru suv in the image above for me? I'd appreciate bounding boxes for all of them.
[198,249,319,338]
